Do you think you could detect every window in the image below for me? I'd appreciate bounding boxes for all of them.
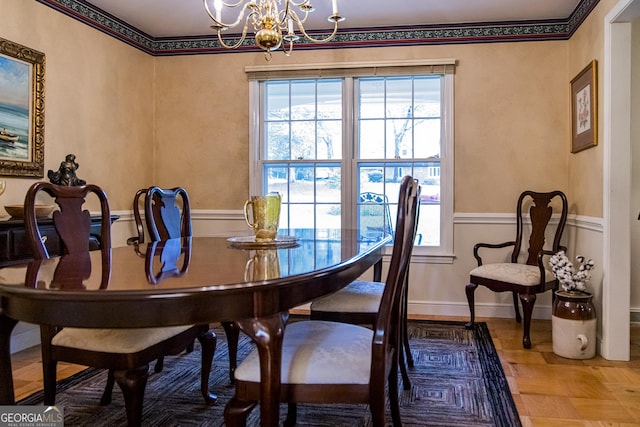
[248,61,454,258]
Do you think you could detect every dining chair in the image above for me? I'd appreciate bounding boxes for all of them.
[24,181,216,426]
[465,190,568,349]
[130,186,241,383]
[224,175,421,427]
[128,186,191,246]
[308,183,421,389]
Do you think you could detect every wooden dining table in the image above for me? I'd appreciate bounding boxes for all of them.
[0,228,389,426]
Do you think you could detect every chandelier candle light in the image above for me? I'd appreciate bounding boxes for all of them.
[203,0,344,60]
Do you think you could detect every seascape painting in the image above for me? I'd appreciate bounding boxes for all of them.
[0,54,30,161]
[0,36,44,177]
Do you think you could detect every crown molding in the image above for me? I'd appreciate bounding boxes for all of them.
[36,0,600,56]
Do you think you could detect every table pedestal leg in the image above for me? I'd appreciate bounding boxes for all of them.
[0,315,18,404]
[234,311,289,427]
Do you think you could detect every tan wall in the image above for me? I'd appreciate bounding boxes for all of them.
[153,55,251,209]
[1,0,155,211]
[155,42,569,213]
[3,0,607,220]
[567,0,618,218]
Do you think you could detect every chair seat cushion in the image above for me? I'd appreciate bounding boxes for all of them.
[470,263,554,286]
[234,321,373,385]
[51,325,194,353]
[309,280,383,313]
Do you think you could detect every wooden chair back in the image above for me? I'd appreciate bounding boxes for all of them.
[371,176,420,380]
[512,190,568,266]
[24,182,111,281]
[145,186,191,241]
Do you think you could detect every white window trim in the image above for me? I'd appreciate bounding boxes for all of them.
[247,60,456,261]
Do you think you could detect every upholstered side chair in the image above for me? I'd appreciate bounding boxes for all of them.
[224,175,421,427]
[308,184,421,389]
[465,190,568,349]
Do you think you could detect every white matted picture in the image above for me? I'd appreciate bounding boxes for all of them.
[570,59,597,153]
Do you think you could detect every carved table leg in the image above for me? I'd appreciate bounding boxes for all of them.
[0,315,18,404]
[231,311,289,427]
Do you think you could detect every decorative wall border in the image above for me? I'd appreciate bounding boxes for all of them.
[35,0,600,56]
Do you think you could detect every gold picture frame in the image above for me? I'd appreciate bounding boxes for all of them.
[570,59,597,153]
[0,37,45,177]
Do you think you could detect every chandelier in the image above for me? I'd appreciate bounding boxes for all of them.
[203,0,344,60]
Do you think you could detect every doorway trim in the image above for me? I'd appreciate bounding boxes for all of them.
[602,0,637,360]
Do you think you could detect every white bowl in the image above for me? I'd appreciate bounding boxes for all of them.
[4,204,55,219]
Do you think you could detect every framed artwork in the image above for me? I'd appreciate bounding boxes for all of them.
[0,37,45,177]
[570,59,597,153]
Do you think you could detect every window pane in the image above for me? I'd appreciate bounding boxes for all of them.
[317,80,342,119]
[266,81,289,121]
[291,121,316,159]
[359,164,385,194]
[289,203,314,229]
[266,122,290,160]
[417,204,440,246]
[291,80,316,120]
[264,164,288,201]
[359,120,385,159]
[290,166,314,202]
[317,120,341,160]
[359,78,385,119]
[386,119,413,158]
[316,165,341,202]
[384,164,412,185]
[414,76,441,118]
[413,162,441,205]
[413,161,441,246]
[414,119,440,158]
[317,204,341,229]
[385,77,413,118]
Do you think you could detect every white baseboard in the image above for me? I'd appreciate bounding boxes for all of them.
[407,300,553,320]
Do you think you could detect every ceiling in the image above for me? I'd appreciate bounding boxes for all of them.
[83,0,582,39]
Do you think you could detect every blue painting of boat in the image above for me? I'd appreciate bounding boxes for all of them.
[0,55,30,160]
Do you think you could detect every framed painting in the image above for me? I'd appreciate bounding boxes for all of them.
[0,37,45,177]
[570,59,597,153]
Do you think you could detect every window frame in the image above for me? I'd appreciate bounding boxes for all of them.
[247,61,455,261]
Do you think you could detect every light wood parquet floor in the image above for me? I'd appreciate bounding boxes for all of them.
[9,315,640,426]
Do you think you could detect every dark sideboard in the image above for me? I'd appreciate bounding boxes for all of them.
[0,215,119,267]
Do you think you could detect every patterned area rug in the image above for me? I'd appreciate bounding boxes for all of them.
[19,320,521,426]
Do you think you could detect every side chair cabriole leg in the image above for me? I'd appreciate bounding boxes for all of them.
[464,282,478,329]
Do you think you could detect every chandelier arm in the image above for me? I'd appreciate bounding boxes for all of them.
[294,16,339,43]
[203,0,260,29]
[281,0,290,27]
[283,38,294,56]
[291,5,310,25]
[216,20,252,49]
